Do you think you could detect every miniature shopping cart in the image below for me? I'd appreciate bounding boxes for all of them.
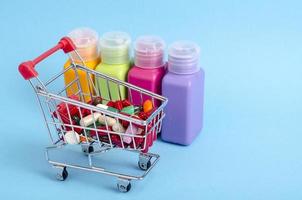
[18,37,168,192]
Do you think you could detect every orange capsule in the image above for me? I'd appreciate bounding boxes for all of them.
[143,99,153,113]
[79,135,88,143]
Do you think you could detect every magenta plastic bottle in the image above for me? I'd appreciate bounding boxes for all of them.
[127,36,166,106]
[161,41,205,145]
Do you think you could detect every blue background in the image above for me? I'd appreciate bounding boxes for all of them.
[0,0,301,199]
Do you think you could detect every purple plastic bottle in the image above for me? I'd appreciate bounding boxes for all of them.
[161,41,205,145]
[128,36,166,106]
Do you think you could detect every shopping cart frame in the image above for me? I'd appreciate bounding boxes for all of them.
[19,37,168,192]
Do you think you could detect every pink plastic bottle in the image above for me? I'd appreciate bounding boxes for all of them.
[127,36,166,148]
[128,35,166,106]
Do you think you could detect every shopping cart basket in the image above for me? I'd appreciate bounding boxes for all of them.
[18,37,168,192]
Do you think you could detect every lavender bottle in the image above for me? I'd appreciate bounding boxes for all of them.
[161,41,205,145]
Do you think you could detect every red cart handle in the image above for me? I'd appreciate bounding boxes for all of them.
[19,37,76,80]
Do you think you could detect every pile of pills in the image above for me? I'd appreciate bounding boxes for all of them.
[53,96,155,152]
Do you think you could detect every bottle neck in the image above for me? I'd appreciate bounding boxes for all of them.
[101,54,130,65]
[167,62,200,74]
[168,41,200,75]
[168,52,200,74]
[134,54,164,69]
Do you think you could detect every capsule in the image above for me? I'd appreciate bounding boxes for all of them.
[98,115,116,126]
[121,105,135,115]
[64,130,80,144]
[96,104,108,110]
[112,122,125,133]
[123,124,143,144]
[80,112,102,127]
[97,103,119,113]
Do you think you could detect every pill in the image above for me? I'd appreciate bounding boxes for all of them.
[109,134,123,147]
[92,97,103,105]
[123,125,143,144]
[80,112,102,127]
[115,100,123,110]
[122,99,131,107]
[79,135,88,143]
[80,107,91,116]
[121,120,129,128]
[79,135,94,143]
[137,111,149,120]
[121,105,135,115]
[143,99,153,113]
[97,103,119,113]
[87,126,108,138]
[85,121,102,136]
[108,107,119,113]
[106,101,115,107]
[112,122,125,133]
[64,131,80,144]
[98,115,116,126]
[71,115,81,125]
[96,104,109,110]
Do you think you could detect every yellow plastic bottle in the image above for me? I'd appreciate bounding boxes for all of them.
[95,31,131,101]
[64,28,100,102]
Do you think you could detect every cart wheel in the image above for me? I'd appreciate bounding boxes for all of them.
[56,167,68,181]
[138,154,152,170]
[117,179,131,193]
[138,160,151,171]
[82,145,94,154]
[88,145,94,153]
